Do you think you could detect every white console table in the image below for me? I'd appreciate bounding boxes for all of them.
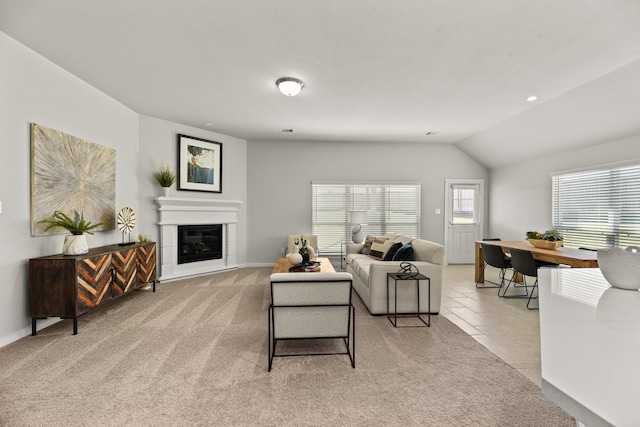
[539,268,640,427]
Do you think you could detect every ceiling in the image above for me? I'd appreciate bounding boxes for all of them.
[2,0,640,168]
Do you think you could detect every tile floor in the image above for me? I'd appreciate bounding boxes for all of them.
[440,264,542,385]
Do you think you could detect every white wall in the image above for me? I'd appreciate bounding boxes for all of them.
[247,140,489,264]
[489,134,640,240]
[0,31,139,344]
[137,115,248,266]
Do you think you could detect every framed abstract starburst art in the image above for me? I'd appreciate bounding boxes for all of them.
[30,123,116,236]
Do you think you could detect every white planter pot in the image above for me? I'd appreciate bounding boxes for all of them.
[63,235,89,255]
[161,187,170,197]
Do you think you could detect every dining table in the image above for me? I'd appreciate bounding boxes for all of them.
[474,240,599,283]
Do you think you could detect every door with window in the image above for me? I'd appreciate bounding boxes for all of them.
[445,180,483,264]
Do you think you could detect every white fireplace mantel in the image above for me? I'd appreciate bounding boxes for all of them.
[155,197,243,281]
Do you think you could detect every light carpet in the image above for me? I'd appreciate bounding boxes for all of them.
[0,267,573,426]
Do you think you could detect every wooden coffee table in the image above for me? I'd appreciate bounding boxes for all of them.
[272,257,336,274]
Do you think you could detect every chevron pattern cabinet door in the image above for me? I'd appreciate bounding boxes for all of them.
[77,254,113,314]
[137,242,157,285]
[112,248,137,295]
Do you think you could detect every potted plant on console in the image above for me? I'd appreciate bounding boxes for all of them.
[154,162,176,197]
[39,210,107,255]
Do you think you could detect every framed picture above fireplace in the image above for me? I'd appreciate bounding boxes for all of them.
[177,134,222,193]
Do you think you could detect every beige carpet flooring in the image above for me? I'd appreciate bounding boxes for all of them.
[0,267,574,426]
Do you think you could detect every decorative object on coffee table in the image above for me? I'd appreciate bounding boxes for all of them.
[299,236,310,262]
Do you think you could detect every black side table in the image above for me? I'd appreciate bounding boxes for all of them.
[386,272,431,327]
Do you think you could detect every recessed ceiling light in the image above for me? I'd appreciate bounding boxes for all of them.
[203,123,212,127]
[276,77,304,96]
[526,95,538,102]
[280,128,294,133]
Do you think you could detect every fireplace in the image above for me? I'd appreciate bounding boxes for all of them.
[178,224,223,264]
[156,197,242,281]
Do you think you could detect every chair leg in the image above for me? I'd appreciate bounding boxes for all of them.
[476,264,504,289]
[499,274,529,298]
[527,279,539,310]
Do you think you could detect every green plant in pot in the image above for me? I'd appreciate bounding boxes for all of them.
[526,229,563,249]
[40,210,107,255]
[154,162,176,196]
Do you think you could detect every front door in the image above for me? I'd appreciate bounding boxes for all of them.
[445,179,484,264]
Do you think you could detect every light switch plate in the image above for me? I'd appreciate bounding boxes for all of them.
[435,208,441,214]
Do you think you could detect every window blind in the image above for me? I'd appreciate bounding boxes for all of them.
[552,163,640,249]
[312,182,421,254]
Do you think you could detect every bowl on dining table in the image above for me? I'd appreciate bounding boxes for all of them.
[597,246,640,290]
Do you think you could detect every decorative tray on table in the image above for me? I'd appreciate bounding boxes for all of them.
[289,261,321,272]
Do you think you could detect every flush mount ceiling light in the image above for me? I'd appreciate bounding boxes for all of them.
[526,95,538,102]
[276,77,304,96]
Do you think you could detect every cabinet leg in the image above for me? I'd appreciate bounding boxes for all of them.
[32,318,37,336]
[73,318,78,335]
[152,280,156,292]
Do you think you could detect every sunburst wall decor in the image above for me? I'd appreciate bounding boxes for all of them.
[31,123,116,236]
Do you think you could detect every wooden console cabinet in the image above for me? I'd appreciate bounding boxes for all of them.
[29,242,156,335]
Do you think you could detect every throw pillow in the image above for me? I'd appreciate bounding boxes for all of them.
[369,239,394,260]
[383,242,403,261]
[359,235,376,255]
[392,241,414,261]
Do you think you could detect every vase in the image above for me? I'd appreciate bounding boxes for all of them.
[302,253,310,263]
[161,187,170,197]
[289,252,303,265]
[63,235,89,255]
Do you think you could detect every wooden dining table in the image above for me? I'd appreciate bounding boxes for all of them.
[474,240,599,283]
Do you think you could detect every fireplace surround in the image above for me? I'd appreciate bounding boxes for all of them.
[156,197,242,281]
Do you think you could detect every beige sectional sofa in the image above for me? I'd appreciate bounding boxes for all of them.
[346,233,444,315]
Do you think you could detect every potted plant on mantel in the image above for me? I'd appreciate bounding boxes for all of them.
[154,162,176,197]
[39,210,107,255]
[526,229,564,250]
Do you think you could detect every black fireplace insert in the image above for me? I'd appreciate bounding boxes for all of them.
[177,224,223,264]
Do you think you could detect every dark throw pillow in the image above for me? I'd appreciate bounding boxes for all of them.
[392,241,414,261]
[383,242,403,261]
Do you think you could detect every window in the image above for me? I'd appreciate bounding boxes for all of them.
[552,163,640,249]
[312,182,421,254]
[451,185,479,225]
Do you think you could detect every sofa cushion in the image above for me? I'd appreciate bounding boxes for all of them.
[392,241,414,261]
[359,235,375,254]
[370,240,394,259]
[383,242,403,261]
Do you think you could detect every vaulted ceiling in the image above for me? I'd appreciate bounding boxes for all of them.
[2,1,640,168]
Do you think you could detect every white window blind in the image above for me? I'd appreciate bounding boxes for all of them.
[312,182,421,254]
[552,163,640,249]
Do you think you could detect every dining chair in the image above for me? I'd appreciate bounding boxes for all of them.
[476,242,512,289]
[501,247,547,309]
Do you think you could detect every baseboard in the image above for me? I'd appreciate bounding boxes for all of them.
[0,317,61,348]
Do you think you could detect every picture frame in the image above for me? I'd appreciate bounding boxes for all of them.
[177,134,222,193]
